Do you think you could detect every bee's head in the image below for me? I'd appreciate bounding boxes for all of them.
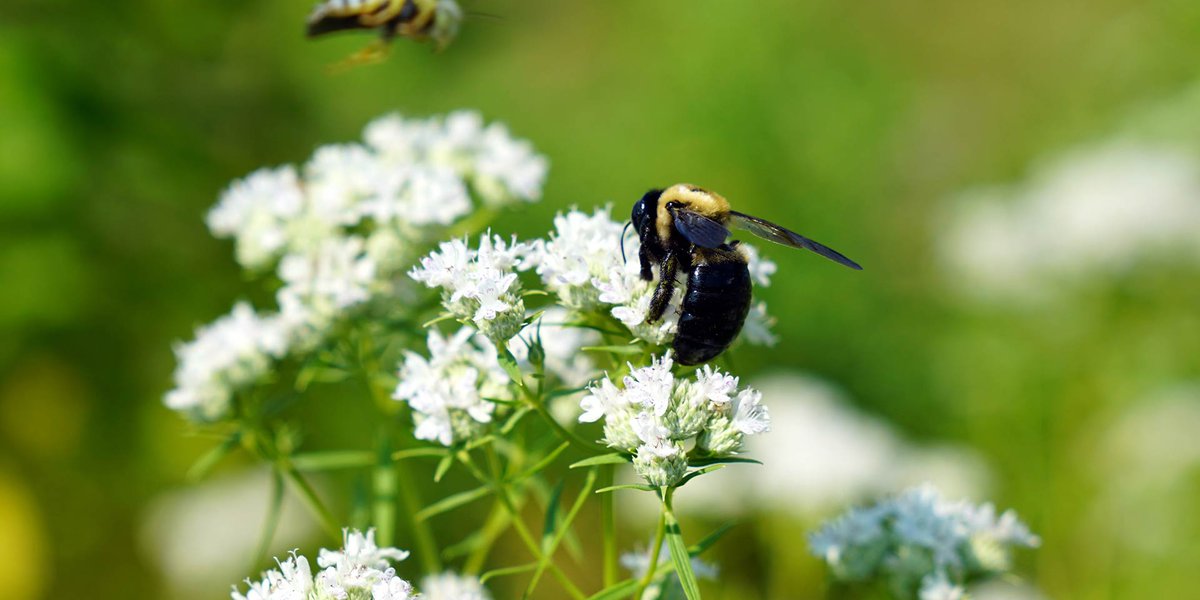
[632,189,662,233]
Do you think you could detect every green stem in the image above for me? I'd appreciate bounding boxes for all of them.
[600,464,618,587]
[633,502,668,600]
[373,427,397,548]
[279,463,343,542]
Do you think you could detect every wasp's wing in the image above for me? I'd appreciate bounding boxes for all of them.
[729,210,862,269]
[672,209,730,248]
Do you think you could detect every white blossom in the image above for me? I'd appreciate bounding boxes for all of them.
[809,484,1039,596]
[525,206,628,310]
[165,302,295,420]
[580,354,768,487]
[230,529,412,600]
[207,166,305,270]
[419,572,491,600]
[277,236,378,335]
[410,233,529,341]
[393,328,511,446]
[942,142,1200,302]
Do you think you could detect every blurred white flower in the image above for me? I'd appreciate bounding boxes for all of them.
[581,354,768,487]
[393,328,511,446]
[207,166,305,270]
[809,484,1039,597]
[920,571,966,600]
[140,468,319,600]
[165,302,295,420]
[277,236,378,333]
[364,111,547,206]
[230,528,413,600]
[969,580,1048,600]
[942,142,1200,302]
[655,373,992,519]
[410,233,529,342]
[620,539,719,581]
[420,572,491,600]
[1087,385,1200,555]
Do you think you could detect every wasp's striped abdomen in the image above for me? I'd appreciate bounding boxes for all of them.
[673,249,752,366]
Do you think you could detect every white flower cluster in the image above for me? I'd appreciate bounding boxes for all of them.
[364,111,547,207]
[167,111,547,421]
[393,328,512,446]
[410,233,529,342]
[165,302,295,421]
[580,354,770,487]
[419,572,492,600]
[231,529,414,600]
[942,141,1200,303]
[525,207,778,347]
[809,484,1040,599]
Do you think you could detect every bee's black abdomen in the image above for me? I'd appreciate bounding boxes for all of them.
[673,260,751,366]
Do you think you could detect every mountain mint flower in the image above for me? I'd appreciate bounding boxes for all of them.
[393,328,512,446]
[231,528,413,600]
[420,572,491,600]
[207,166,306,271]
[580,354,769,487]
[809,484,1040,598]
[165,302,295,421]
[364,110,547,206]
[410,233,529,342]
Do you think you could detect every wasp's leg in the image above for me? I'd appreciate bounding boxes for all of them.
[330,38,392,71]
[645,252,679,323]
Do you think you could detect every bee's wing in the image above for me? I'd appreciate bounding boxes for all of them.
[729,210,862,270]
[672,208,730,248]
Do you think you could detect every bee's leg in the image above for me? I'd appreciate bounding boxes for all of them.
[330,34,392,71]
[645,252,679,324]
[360,0,411,27]
[637,243,654,282]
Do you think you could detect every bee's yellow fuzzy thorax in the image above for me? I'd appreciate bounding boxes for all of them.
[656,184,731,242]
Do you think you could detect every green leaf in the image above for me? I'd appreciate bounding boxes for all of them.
[497,347,526,387]
[547,384,592,398]
[482,396,518,406]
[291,450,375,472]
[480,562,538,584]
[186,432,241,482]
[422,312,456,328]
[664,512,701,600]
[415,486,491,522]
[433,454,454,482]
[585,579,642,600]
[500,406,530,434]
[595,483,655,494]
[677,464,724,487]
[542,478,566,549]
[390,447,448,461]
[688,521,738,557]
[513,441,570,483]
[521,289,551,299]
[569,453,630,469]
[581,344,644,356]
[686,456,763,467]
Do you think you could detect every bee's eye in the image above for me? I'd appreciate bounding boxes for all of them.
[666,201,682,210]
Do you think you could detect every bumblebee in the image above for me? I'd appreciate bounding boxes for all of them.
[630,184,861,366]
[306,0,462,63]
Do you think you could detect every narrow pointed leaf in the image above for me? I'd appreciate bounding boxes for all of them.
[291,450,374,472]
[415,486,491,522]
[595,483,655,494]
[480,562,538,584]
[664,513,701,600]
[569,453,629,469]
[581,344,644,356]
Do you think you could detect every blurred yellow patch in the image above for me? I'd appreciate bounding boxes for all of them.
[0,468,47,599]
[0,355,88,459]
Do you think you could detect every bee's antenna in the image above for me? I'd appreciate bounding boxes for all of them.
[620,220,633,264]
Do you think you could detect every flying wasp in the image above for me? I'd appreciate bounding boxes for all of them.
[627,184,862,366]
[306,0,463,64]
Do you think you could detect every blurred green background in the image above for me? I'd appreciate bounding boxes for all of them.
[3,0,1200,597]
